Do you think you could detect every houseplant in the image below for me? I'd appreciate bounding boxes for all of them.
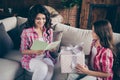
[61,0,82,8]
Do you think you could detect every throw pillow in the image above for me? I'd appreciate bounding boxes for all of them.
[17,16,27,26]
[0,17,17,32]
[0,23,13,57]
[44,5,59,17]
[50,31,63,58]
[8,22,28,50]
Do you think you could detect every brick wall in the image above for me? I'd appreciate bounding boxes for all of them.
[47,0,79,27]
[58,6,78,27]
[48,0,120,30]
[1,0,120,31]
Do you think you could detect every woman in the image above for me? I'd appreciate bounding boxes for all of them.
[76,19,115,80]
[20,4,55,80]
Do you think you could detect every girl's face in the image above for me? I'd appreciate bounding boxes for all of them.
[92,26,99,40]
[35,13,46,28]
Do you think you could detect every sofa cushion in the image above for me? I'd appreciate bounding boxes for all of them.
[113,33,120,45]
[53,31,63,52]
[52,60,68,80]
[0,58,23,80]
[17,16,27,26]
[54,23,92,55]
[51,15,63,25]
[0,17,17,32]
[54,23,120,55]
[7,27,20,50]
[44,5,59,17]
[3,50,22,62]
[49,31,63,58]
[0,23,14,57]
[8,22,28,49]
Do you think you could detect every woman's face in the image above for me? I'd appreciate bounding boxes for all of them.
[35,13,46,28]
[92,26,99,40]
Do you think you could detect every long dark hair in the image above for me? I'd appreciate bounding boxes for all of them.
[93,19,115,54]
[27,4,52,36]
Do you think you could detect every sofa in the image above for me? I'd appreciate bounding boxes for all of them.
[0,16,120,80]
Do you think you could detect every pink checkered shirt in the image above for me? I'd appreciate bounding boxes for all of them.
[20,27,55,70]
[90,40,113,80]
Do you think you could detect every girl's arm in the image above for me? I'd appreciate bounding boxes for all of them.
[87,69,111,77]
[76,64,111,78]
[76,49,113,78]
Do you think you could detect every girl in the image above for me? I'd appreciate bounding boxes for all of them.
[76,19,115,80]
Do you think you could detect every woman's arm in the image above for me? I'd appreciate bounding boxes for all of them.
[20,29,44,55]
[21,49,44,55]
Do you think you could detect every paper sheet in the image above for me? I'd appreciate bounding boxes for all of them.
[30,40,60,50]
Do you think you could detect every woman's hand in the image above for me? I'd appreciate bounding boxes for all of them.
[34,50,45,55]
[21,50,45,55]
[75,64,89,74]
[49,48,56,52]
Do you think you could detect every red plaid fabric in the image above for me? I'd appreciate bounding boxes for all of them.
[90,40,113,80]
[20,27,54,70]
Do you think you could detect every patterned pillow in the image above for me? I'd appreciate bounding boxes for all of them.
[8,22,28,50]
[17,16,27,26]
[0,23,13,57]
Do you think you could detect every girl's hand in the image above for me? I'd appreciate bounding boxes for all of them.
[75,64,89,74]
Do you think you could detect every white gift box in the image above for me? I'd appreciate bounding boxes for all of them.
[60,46,85,73]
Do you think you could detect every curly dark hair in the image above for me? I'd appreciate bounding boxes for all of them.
[26,4,52,37]
[28,4,52,27]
